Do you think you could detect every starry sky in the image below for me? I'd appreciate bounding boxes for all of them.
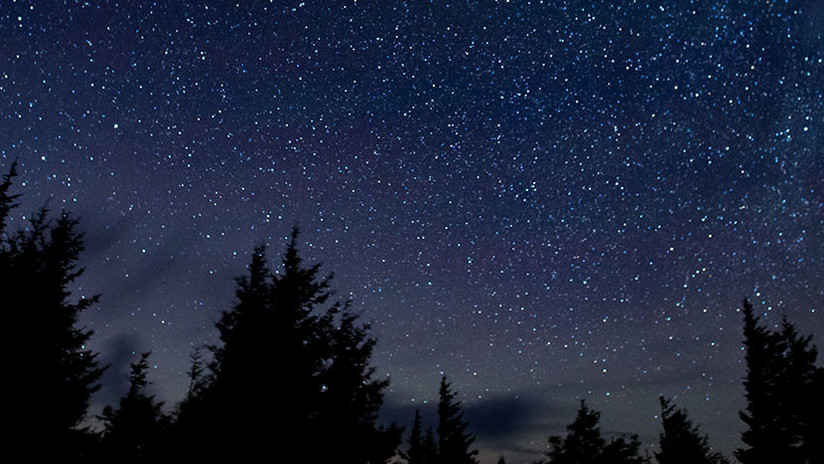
[2,1,822,462]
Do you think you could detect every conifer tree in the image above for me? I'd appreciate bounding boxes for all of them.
[315,302,391,463]
[406,409,438,464]
[602,435,648,464]
[0,160,20,237]
[736,298,822,464]
[437,376,479,464]
[0,163,104,460]
[546,401,605,464]
[407,409,426,464]
[179,228,397,462]
[656,397,727,464]
[544,400,647,464]
[163,347,207,461]
[423,425,439,464]
[100,352,167,463]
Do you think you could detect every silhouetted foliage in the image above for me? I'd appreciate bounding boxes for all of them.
[546,401,605,464]
[183,346,205,404]
[11,156,824,464]
[0,160,20,237]
[603,435,647,464]
[172,228,399,463]
[405,409,439,464]
[0,163,104,460]
[407,409,428,464]
[423,425,440,464]
[437,375,479,464]
[371,422,406,464]
[543,400,648,464]
[736,298,824,464]
[656,396,728,464]
[161,346,207,461]
[99,352,167,463]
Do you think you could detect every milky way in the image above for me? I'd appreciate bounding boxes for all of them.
[1,1,822,462]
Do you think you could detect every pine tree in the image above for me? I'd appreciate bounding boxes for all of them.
[100,352,167,463]
[184,346,205,404]
[0,163,104,460]
[544,401,647,464]
[736,298,786,464]
[736,298,822,464]
[314,301,396,464]
[423,425,439,464]
[546,401,605,464]
[656,396,727,464]
[163,346,207,461]
[602,435,648,464]
[180,227,398,462]
[0,159,20,237]
[406,409,438,464]
[407,409,427,464]
[437,376,479,464]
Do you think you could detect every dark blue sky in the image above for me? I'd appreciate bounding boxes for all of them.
[2,1,822,462]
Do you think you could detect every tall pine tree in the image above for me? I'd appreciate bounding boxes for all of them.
[407,409,438,464]
[546,401,605,464]
[544,400,648,464]
[0,163,104,460]
[656,396,728,464]
[177,228,398,463]
[437,376,479,464]
[736,298,823,464]
[100,352,167,463]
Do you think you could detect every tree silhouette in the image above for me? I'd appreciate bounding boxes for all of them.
[99,352,167,463]
[406,409,439,464]
[546,401,605,464]
[437,375,479,464]
[544,400,647,464]
[423,425,439,464]
[176,228,398,462]
[736,298,823,464]
[162,346,207,461]
[0,163,104,460]
[407,409,427,464]
[656,396,727,464]
[0,160,20,237]
[602,435,648,464]
[183,346,205,405]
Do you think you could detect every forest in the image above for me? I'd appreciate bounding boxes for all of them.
[1,158,822,464]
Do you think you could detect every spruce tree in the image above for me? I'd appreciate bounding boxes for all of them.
[0,163,104,460]
[736,298,822,464]
[544,400,647,464]
[406,409,437,464]
[437,376,479,464]
[602,435,648,464]
[407,409,426,464]
[656,397,727,464]
[0,160,20,237]
[180,228,397,462]
[546,400,605,464]
[422,425,439,464]
[100,352,167,463]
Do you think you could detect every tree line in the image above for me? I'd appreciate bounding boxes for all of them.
[1,160,822,464]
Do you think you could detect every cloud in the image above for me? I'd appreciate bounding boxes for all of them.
[94,332,145,408]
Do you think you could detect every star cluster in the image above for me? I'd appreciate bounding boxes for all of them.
[1,1,822,462]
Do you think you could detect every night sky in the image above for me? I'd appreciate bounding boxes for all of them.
[2,1,823,462]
